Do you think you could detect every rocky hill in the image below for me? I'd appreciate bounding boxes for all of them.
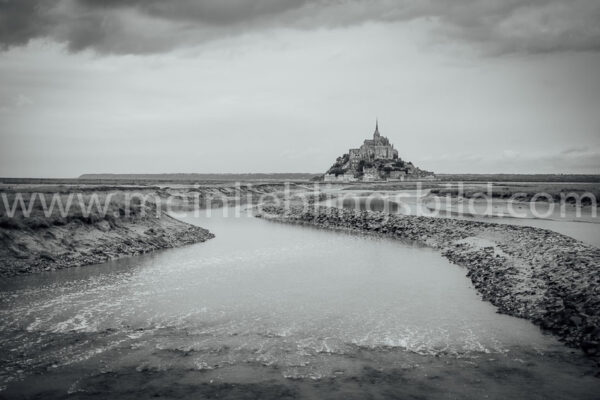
[323,122,434,181]
[327,155,432,180]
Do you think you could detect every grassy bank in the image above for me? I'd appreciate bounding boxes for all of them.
[0,188,214,277]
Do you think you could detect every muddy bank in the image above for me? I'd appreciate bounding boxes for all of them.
[0,182,312,277]
[3,351,598,400]
[156,182,308,211]
[256,205,600,360]
[0,192,213,277]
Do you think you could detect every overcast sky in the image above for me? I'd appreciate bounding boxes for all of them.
[1,0,599,177]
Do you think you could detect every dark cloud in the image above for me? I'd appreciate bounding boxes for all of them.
[78,0,314,26]
[0,0,57,48]
[0,0,599,54]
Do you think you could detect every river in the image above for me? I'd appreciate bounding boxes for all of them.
[0,206,598,399]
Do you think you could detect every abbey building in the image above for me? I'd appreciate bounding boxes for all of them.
[324,121,434,182]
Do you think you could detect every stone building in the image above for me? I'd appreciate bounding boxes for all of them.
[388,170,406,180]
[362,167,379,182]
[349,121,398,166]
[324,172,357,183]
[324,120,435,182]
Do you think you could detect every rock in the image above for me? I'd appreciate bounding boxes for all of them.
[38,251,56,261]
[96,220,111,232]
[569,315,583,326]
[581,340,600,356]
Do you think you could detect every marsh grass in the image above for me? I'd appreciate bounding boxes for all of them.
[0,191,156,230]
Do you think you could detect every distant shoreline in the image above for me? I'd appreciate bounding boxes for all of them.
[436,173,600,183]
[78,173,321,181]
[1,173,599,185]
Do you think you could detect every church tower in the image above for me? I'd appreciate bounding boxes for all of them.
[374,119,380,138]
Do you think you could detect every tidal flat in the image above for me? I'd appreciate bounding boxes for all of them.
[0,180,599,398]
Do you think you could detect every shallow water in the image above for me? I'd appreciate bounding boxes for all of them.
[326,190,600,247]
[0,207,598,398]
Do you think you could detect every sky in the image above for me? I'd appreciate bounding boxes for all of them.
[1,0,599,177]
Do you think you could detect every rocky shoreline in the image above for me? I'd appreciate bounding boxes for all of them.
[0,204,214,278]
[256,205,600,361]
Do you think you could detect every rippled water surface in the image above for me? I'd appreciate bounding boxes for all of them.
[1,207,598,399]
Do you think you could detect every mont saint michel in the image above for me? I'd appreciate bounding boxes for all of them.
[324,121,435,182]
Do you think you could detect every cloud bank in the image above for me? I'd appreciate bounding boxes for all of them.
[1,0,599,55]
